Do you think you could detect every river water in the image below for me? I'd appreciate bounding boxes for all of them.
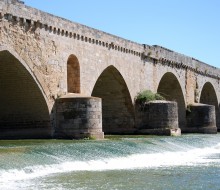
[0,134,220,190]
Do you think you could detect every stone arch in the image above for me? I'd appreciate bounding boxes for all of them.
[200,82,219,129]
[91,65,135,134]
[157,72,186,128]
[0,50,51,139]
[67,54,80,93]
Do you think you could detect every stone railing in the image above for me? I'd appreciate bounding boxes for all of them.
[142,45,220,80]
[1,0,219,80]
[0,0,143,58]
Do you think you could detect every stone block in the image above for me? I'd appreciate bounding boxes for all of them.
[185,103,217,134]
[55,95,104,139]
[136,100,181,136]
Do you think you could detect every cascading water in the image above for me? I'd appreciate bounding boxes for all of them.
[1,134,220,190]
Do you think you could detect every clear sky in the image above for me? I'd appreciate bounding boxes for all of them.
[23,0,220,68]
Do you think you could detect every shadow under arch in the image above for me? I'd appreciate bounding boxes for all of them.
[200,82,219,129]
[91,65,135,134]
[0,50,51,139]
[67,54,80,93]
[157,72,186,128]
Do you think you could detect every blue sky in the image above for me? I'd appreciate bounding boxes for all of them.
[23,0,220,68]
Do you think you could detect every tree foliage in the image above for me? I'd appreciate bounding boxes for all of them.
[135,90,165,105]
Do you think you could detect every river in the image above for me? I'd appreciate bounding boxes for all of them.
[0,134,220,190]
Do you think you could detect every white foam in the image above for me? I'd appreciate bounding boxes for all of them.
[1,143,220,183]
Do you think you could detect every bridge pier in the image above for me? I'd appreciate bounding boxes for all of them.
[55,94,104,139]
[185,104,217,134]
[135,101,181,136]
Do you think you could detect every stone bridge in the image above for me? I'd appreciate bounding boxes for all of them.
[0,0,220,139]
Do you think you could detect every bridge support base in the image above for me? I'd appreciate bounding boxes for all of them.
[135,100,181,136]
[185,104,217,134]
[136,128,181,136]
[55,94,104,139]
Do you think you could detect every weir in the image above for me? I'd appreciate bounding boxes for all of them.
[1,135,220,189]
[0,0,220,139]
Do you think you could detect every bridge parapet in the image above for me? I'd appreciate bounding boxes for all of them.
[143,45,220,80]
[1,0,219,82]
[0,0,143,58]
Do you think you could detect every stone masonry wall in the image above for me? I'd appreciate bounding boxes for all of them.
[0,0,146,112]
[55,95,104,139]
[0,0,220,134]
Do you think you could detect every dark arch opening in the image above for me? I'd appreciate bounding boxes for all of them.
[92,65,135,134]
[0,50,51,139]
[67,55,80,93]
[157,72,186,128]
[200,82,219,129]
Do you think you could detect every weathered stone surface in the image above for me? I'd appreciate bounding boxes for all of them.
[0,0,220,138]
[136,101,181,136]
[55,94,104,139]
[185,104,217,134]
